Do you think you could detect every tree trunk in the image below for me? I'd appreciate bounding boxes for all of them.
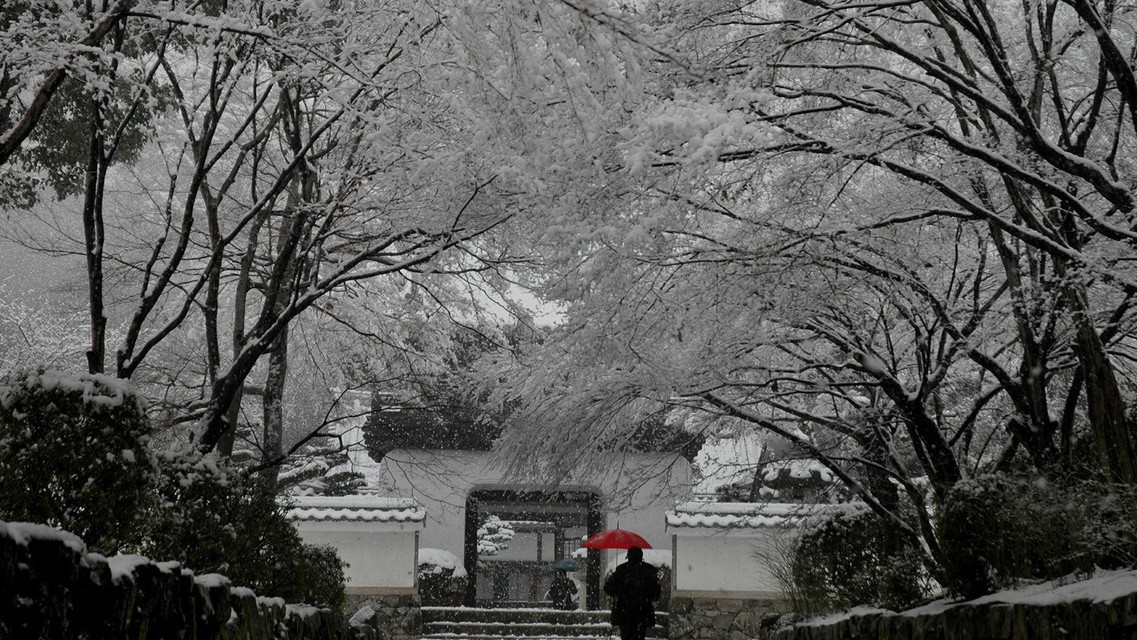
[203,183,222,387]
[217,201,268,457]
[986,223,1058,466]
[858,428,901,515]
[82,95,107,374]
[870,368,961,496]
[1067,286,1137,484]
[259,324,288,491]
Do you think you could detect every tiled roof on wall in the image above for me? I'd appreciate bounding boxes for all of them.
[666,501,865,530]
[288,495,426,522]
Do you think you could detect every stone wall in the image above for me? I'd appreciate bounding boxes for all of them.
[669,595,790,640]
[1,521,376,640]
[772,579,1137,640]
[346,592,423,640]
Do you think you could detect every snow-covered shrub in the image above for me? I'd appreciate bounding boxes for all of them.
[476,515,515,556]
[789,504,930,614]
[141,450,347,609]
[655,565,671,611]
[418,549,468,606]
[0,369,347,607]
[937,475,1105,599]
[1080,483,1137,570]
[0,369,158,554]
[276,438,365,497]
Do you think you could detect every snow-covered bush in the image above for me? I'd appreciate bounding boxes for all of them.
[418,549,468,606]
[0,370,346,608]
[1081,484,1137,570]
[789,504,931,614]
[0,369,158,554]
[936,475,1120,599]
[476,515,515,556]
[141,450,347,609]
[278,444,366,497]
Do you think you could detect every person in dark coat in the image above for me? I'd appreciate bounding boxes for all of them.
[603,546,661,640]
[549,569,578,610]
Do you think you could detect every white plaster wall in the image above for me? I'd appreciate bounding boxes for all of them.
[377,450,484,558]
[294,520,418,589]
[671,529,791,594]
[379,449,691,565]
[598,492,672,572]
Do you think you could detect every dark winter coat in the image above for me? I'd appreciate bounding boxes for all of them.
[603,560,661,628]
[549,573,578,610]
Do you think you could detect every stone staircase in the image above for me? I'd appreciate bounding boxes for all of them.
[421,607,669,640]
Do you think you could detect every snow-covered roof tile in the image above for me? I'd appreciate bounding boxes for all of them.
[288,495,425,523]
[666,501,859,530]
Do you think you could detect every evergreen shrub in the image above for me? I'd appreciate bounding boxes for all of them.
[142,452,347,609]
[0,369,347,609]
[936,474,1133,599]
[789,504,930,614]
[418,554,467,606]
[0,370,158,553]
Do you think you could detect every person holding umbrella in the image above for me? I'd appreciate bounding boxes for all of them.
[548,568,579,610]
[603,546,660,640]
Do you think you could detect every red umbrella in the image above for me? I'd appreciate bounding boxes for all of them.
[582,528,652,550]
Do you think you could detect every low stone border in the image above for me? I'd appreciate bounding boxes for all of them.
[346,592,423,640]
[773,572,1137,640]
[1,521,375,640]
[669,595,789,640]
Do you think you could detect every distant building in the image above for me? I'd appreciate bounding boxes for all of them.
[293,390,701,609]
[287,390,846,614]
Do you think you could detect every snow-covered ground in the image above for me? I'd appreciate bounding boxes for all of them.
[802,568,1137,628]
[907,569,1137,615]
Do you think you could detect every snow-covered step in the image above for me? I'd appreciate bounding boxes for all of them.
[423,607,611,625]
[421,607,668,640]
[423,621,615,638]
[422,636,616,640]
[423,607,667,625]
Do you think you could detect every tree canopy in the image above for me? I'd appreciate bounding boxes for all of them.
[0,0,638,478]
[7,0,1137,599]
[487,0,1137,587]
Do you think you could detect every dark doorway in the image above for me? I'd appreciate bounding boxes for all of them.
[463,489,603,609]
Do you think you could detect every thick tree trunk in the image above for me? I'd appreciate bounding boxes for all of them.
[259,325,288,491]
[1068,290,1137,484]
